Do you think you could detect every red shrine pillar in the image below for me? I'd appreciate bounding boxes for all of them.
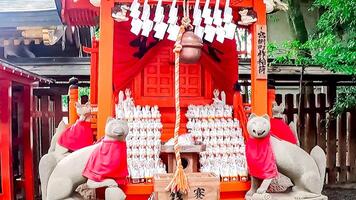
[97,0,115,138]
[0,80,14,200]
[23,85,35,200]
[251,0,268,115]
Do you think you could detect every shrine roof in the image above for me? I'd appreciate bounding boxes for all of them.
[0,59,52,84]
[0,0,62,28]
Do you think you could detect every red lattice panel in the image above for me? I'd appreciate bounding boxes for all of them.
[143,48,173,97]
[180,64,202,97]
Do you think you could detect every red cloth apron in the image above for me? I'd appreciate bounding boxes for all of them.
[58,120,94,151]
[246,134,278,179]
[82,139,128,185]
[270,118,298,145]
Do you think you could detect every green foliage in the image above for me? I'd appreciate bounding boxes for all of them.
[330,86,356,115]
[268,0,356,74]
[268,0,356,114]
[79,87,90,97]
[268,0,356,116]
[95,27,100,40]
[61,87,90,109]
[267,41,315,66]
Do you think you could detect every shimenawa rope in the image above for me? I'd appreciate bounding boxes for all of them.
[165,0,192,194]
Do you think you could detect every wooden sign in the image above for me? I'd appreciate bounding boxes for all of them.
[255,25,268,80]
[154,173,220,200]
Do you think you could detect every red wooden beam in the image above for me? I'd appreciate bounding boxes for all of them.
[83,39,99,105]
[0,80,14,200]
[23,85,35,200]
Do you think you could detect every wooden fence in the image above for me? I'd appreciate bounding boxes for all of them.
[32,93,66,198]
[31,92,88,198]
[275,92,356,184]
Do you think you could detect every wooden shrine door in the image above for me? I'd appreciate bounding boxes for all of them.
[132,46,213,141]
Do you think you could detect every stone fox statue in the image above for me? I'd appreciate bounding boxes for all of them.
[39,102,93,200]
[46,118,129,200]
[245,114,327,200]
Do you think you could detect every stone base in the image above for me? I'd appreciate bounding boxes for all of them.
[247,192,328,200]
[269,193,328,200]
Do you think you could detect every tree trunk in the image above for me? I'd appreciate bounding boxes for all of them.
[287,0,309,43]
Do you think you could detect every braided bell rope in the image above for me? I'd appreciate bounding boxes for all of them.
[165,0,192,194]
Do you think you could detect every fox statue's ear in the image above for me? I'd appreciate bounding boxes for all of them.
[249,113,257,120]
[262,114,270,121]
[106,117,114,123]
[75,102,81,108]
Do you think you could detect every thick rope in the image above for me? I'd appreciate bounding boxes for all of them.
[165,0,191,194]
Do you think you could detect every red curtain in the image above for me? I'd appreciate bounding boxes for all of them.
[112,20,238,104]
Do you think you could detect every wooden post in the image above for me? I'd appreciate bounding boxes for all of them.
[297,93,306,149]
[305,93,316,153]
[349,109,356,182]
[284,94,294,124]
[326,83,337,184]
[97,0,115,138]
[251,0,268,116]
[40,96,50,156]
[316,93,327,151]
[23,85,34,200]
[338,111,347,183]
[267,84,276,117]
[32,95,41,197]
[54,95,63,126]
[0,80,14,200]
[68,77,79,125]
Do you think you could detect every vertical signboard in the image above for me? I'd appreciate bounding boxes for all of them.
[255,25,267,80]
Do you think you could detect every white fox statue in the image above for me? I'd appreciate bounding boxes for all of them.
[43,118,128,200]
[245,114,327,200]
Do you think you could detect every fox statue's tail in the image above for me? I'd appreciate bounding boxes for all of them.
[39,121,66,200]
[310,146,327,192]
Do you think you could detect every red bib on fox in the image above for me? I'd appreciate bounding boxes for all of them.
[58,120,94,151]
[246,134,278,179]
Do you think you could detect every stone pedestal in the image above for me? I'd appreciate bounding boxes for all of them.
[249,192,328,200]
[270,193,328,200]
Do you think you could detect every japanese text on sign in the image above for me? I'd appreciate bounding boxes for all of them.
[256,25,267,79]
[170,192,183,200]
[194,187,205,199]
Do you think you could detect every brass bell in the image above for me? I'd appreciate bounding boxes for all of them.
[179,31,203,64]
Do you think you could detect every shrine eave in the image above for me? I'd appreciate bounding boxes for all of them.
[0,59,53,84]
[0,10,62,28]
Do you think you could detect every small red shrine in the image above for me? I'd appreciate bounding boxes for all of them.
[62,0,272,199]
[0,59,51,200]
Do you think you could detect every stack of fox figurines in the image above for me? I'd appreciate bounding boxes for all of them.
[115,89,166,183]
[186,89,248,182]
